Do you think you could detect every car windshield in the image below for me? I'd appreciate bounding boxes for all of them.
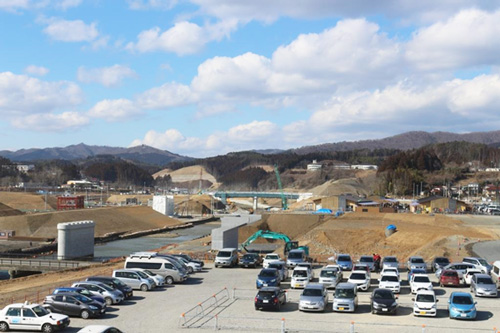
[338,256,351,262]
[143,270,156,276]
[73,294,93,303]
[243,255,255,260]
[478,277,494,284]
[350,273,366,280]
[416,294,435,302]
[266,255,279,260]
[303,288,323,297]
[288,252,303,259]
[98,283,114,292]
[113,279,127,287]
[381,275,398,282]
[435,257,449,264]
[321,270,336,277]
[360,257,373,263]
[452,295,473,305]
[414,276,430,283]
[259,270,276,277]
[373,290,393,299]
[136,271,149,279]
[217,251,231,258]
[335,288,355,298]
[411,258,425,263]
[478,259,489,266]
[384,257,397,262]
[32,305,50,317]
[293,270,308,277]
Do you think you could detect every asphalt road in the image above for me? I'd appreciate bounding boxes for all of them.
[63,263,500,333]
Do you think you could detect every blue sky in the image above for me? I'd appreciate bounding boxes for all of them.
[1,1,500,157]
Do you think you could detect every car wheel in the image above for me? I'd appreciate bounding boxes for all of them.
[105,297,113,306]
[81,310,90,319]
[165,276,174,285]
[140,284,149,292]
[188,266,194,274]
[0,322,8,332]
[42,323,54,333]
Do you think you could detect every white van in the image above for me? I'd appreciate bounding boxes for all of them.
[112,269,155,291]
[491,261,500,287]
[125,253,187,284]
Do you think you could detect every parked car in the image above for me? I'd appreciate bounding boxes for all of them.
[175,256,202,273]
[378,272,401,293]
[436,263,476,280]
[296,262,314,280]
[407,268,426,283]
[291,267,310,289]
[336,254,353,271]
[463,268,483,285]
[254,287,286,311]
[130,268,165,287]
[299,284,329,312]
[52,287,105,305]
[286,249,307,268]
[85,277,133,299]
[381,256,399,270]
[112,269,155,291]
[470,274,498,297]
[431,256,450,272]
[267,261,288,281]
[332,283,358,312]
[239,254,261,268]
[358,255,376,271]
[462,257,492,274]
[370,288,398,315]
[71,281,124,306]
[77,326,123,333]
[491,260,500,287]
[439,270,461,287]
[381,267,400,280]
[412,289,438,317]
[175,253,204,267]
[352,264,371,277]
[448,292,477,320]
[214,248,239,268]
[347,270,371,291]
[0,302,70,332]
[43,293,105,319]
[256,268,281,289]
[407,256,427,271]
[319,266,342,289]
[410,274,433,294]
[125,253,187,284]
[263,253,281,268]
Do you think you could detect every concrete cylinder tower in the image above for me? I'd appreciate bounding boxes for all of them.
[57,220,95,260]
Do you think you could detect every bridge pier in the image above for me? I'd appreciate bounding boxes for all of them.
[253,197,258,211]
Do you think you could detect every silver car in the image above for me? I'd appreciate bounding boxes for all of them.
[319,267,341,289]
[333,282,358,312]
[130,268,166,287]
[112,269,155,291]
[299,283,329,312]
[471,274,498,297]
[382,256,399,270]
[72,281,124,306]
[407,256,426,271]
[359,255,376,271]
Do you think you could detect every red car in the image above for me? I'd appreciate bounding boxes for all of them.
[440,270,460,287]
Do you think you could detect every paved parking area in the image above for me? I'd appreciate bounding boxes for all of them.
[66,264,500,332]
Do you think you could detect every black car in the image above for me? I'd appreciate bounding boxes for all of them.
[370,288,398,315]
[254,287,287,311]
[431,256,450,272]
[86,276,133,299]
[175,253,204,267]
[43,292,106,319]
[239,253,261,268]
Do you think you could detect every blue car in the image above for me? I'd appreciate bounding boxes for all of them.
[256,268,281,289]
[408,268,427,282]
[336,254,353,271]
[53,287,106,304]
[448,292,477,320]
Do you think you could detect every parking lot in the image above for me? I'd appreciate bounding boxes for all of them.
[63,262,500,332]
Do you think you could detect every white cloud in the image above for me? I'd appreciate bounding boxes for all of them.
[446,75,500,116]
[0,0,30,12]
[11,111,89,131]
[88,99,142,122]
[130,129,205,154]
[136,82,195,109]
[42,17,99,42]
[55,0,82,10]
[407,9,500,70]
[77,65,136,87]
[0,71,83,116]
[24,65,49,76]
[127,0,177,10]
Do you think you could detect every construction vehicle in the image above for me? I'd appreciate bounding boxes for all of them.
[274,164,288,210]
[240,230,309,256]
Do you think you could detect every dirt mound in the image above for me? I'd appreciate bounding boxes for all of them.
[152,165,217,184]
[0,192,48,211]
[0,203,23,217]
[310,177,373,196]
[0,206,181,238]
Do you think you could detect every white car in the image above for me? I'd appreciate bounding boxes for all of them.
[77,325,123,333]
[410,274,433,294]
[319,267,342,289]
[296,262,314,280]
[381,267,400,280]
[263,253,281,268]
[178,257,202,273]
[464,268,483,285]
[412,289,438,317]
[0,302,70,332]
[378,272,401,293]
[347,270,371,291]
[291,267,311,289]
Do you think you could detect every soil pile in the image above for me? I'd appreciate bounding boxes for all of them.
[0,203,23,217]
[0,192,48,211]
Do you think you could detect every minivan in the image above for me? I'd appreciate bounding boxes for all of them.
[286,249,306,268]
[214,248,238,268]
[112,269,155,291]
[491,260,500,286]
[333,282,358,312]
[125,253,187,284]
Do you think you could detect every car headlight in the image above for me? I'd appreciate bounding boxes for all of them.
[451,307,459,312]
[270,279,276,283]
[372,301,380,307]
[391,302,397,307]
[89,305,98,310]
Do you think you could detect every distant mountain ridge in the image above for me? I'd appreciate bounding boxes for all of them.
[0,143,192,166]
[292,130,500,154]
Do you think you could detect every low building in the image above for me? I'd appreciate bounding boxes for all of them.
[307,160,322,171]
[312,195,346,212]
[417,196,469,213]
[57,196,85,210]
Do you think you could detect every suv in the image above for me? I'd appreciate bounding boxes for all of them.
[407,256,426,271]
[239,253,261,268]
[462,257,492,274]
[333,283,358,312]
[71,281,124,306]
[43,293,105,319]
[286,249,307,268]
[112,269,155,291]
[299,284,328,312]
[85,277,133,299]
[0,302,70,332]
[214,248,239,268]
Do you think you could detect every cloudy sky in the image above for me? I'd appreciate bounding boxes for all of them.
[1,1,500,157]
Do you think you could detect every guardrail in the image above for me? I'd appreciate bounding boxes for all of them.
[0,257,87,269]
[178,287,231,329]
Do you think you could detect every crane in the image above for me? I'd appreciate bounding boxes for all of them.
[240,230,309,256]
[274,164,288,210]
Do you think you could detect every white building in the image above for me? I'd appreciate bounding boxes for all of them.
[307,160,322,171]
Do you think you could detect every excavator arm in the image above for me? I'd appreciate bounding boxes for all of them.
[240,230,292,252]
